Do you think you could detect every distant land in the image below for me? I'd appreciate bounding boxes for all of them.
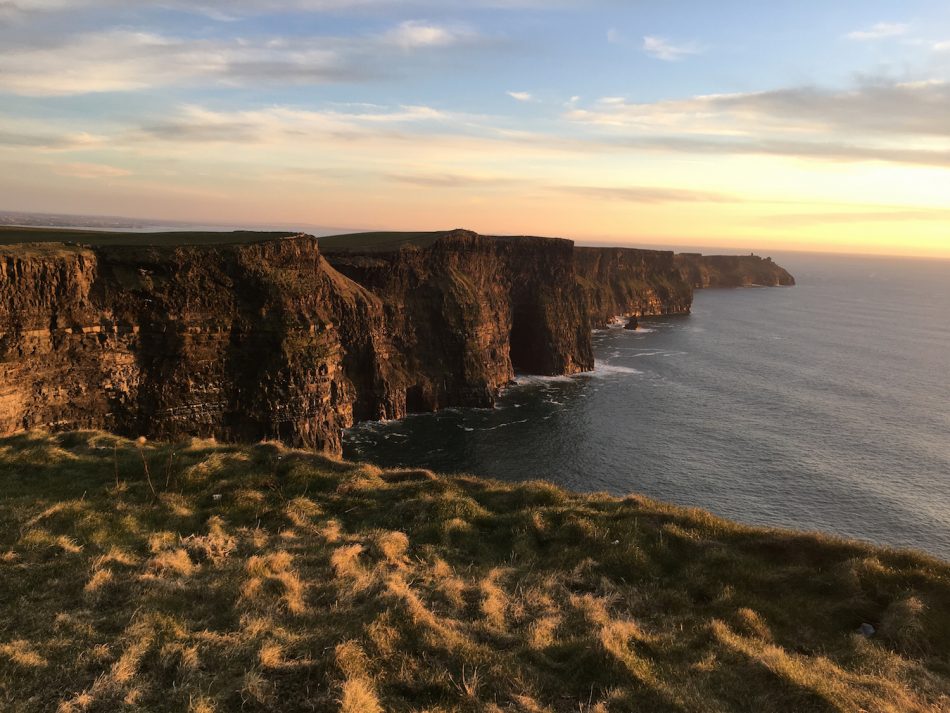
[0,209,353,240]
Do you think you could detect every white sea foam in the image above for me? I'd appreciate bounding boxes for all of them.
[513,374,576,385]
[592,361,642,377]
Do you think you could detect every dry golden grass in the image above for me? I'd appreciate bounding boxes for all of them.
[1,430,949,712]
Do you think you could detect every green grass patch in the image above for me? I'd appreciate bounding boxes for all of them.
[1,431,948,712]
[0,226,297,248]
[318,231,458,252]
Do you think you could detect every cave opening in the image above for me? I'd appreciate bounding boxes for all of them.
[509,302,546,375]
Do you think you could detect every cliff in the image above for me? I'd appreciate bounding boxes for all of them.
[574,246,693,327]
[321,230,593,414]
[676,253,796,288]
[0,228,794,455]
[0,236,402,454]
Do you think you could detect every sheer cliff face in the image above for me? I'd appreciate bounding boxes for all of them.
[1,230,793,455]
[675,254,796,288]
[323,231,593,413]
[574,247,693,327]
[0,237,400,453]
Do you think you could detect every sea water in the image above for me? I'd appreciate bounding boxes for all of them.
[345,252,950,560]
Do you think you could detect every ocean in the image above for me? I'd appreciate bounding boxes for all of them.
[344,252,950,560]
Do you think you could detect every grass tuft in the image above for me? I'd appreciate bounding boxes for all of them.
[1,430,949,712]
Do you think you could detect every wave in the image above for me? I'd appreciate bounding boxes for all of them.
[458,419,530,433]
[513,374,576,385]
[592,361,642,377]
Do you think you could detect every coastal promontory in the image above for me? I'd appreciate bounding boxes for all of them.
[0,228,794,454]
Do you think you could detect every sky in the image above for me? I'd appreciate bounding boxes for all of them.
[1,1,949,257]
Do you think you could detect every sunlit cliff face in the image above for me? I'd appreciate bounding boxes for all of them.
[2,1,949,258]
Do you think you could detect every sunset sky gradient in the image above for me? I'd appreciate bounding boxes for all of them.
[2,0,949,256]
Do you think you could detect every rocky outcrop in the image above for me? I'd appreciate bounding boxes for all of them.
[0,229,794,455]
[322,230,593,413]
[675,253,796,288]
[0,236,401,453]
[574,247,693,328]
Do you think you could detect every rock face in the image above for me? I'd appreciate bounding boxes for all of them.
[0,229,794,455]
[675,253,796,288]
[0,236,400,453]
[574,247,693,327]
[323,230,593,413]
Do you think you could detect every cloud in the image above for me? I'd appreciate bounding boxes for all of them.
[568,81,950,139]
[642,35,701,61]
[0,0,570,21]
[846,22,909,41]
[387,172,521,188]
[0,21,486,96]
[561,79,950,168]
[507,91,533,102]
[556,185,737,204]
[759,208,950,226]
[53,162,131,178]
[387,172,737,203]
[614,135,950,169]
[381,20,479,50]
[129,103,456,146]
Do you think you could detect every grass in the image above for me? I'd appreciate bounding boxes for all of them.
[1,431,948,712]
[0,226,465,253]
[317,231,462,252]
[0,227,297,248]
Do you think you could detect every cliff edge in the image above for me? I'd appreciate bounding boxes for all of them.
[0,228,794,454]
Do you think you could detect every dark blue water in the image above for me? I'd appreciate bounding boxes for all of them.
[344,252,950,560]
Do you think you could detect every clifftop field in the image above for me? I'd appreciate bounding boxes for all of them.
[1,432,948,712]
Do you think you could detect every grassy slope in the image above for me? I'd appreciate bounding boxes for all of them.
[1,432,948,713]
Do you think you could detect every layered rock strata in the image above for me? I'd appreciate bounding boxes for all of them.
[0,236,400,453]
[573,246,693,328]
[322,230,593,413]
[1,229,794,454]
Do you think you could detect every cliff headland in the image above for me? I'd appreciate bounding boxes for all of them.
[676,252,796,289]
[0,227,793,455]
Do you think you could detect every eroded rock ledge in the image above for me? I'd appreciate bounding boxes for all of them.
[0,229,793,454]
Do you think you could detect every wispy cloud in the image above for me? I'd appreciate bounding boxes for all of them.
[568,81,950,138]
[1,0,563,20]
[0,21,486,95]
[381,20,479,50]
[507,91,533,102]
[556,185,736,204]
[758,208,950,226]
[846,22,909,41]
[387,172,522,188]
[564,80,950,167]
[642,35,701,61]
[53,162,131,179]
